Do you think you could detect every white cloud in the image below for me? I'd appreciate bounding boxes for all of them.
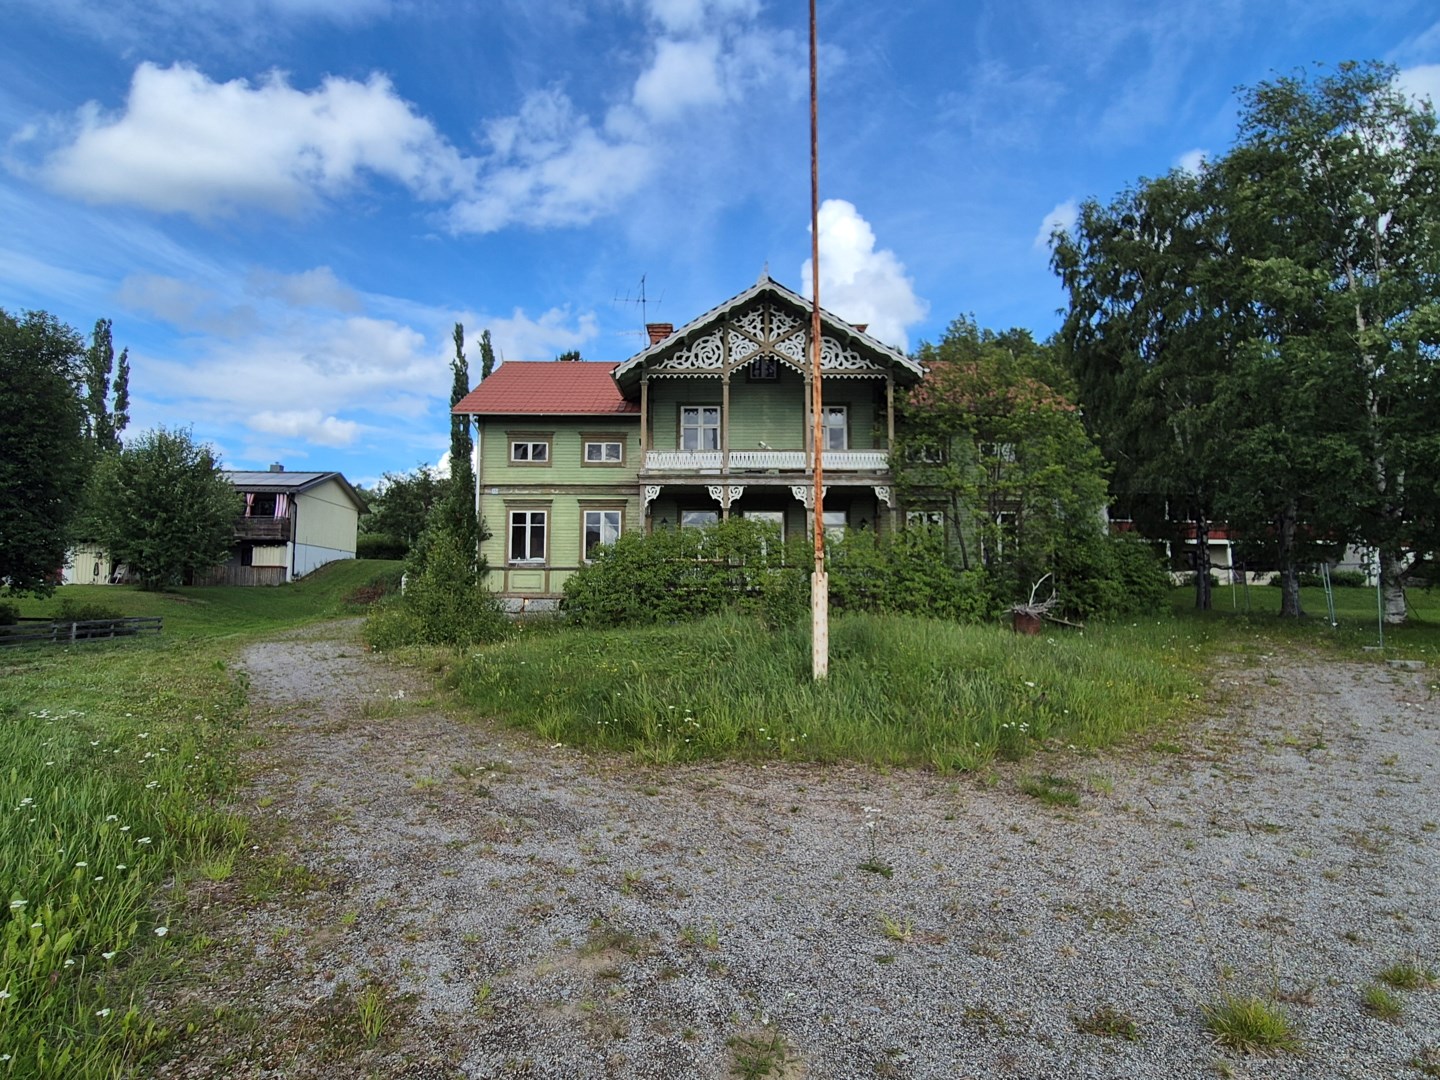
[484,306,599,363]
[450,88,655,233]
[1034,199,1078,250]
[1175,148,1207,175]
[633,38,725,120]
[248,266,362,312]
[644,0,760,35]
[27,62,471,217]
[249,409,362,447]
[799,199,927,352]
[1397,65,1440,109]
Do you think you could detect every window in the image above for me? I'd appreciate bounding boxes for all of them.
[583,440,624,464]
[583,509,622,560]
[680,406,721,451]
[510,440,550,464]
[747,357,778,380]
[906,509,946,528]
[508,510,547,562]
[245,493,278,517]
[742,510,785,540]
[681,509,718,529]
[822,509,847,540]
[823,406,848,450]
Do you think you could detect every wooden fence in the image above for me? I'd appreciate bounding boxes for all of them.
[0,617,163,648]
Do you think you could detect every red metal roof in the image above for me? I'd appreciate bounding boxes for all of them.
[451,361,638,417]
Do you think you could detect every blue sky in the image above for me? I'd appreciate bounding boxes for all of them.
[2,0,1438,486]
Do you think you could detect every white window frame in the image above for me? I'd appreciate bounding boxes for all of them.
[742,509,785,541]
[680,406,721,451]
[510,440,550,464]
[583,440,624,464]
[680,509,718,530]
[508,509,547,563]
[822,509,847,540]
[583,509,623,561]
[823,405,848,451]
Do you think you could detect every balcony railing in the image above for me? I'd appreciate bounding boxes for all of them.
[234,516,290,541]
[642,449,888,473]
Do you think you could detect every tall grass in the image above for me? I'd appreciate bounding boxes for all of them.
[0,563,383,1076]
[451,612,1204,769]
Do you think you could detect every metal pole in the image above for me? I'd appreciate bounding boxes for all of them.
[809,0,828,680]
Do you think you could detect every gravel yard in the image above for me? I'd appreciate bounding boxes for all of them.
[156,623,1440,1079]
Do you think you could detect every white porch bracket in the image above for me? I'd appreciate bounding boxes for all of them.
[873,485,895,508]
[643,485,663,515]
[790,484,827,510]
[707,484,746,508]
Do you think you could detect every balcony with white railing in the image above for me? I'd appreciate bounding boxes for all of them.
[642,448,889,474]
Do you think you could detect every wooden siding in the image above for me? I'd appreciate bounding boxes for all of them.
[294,478,360,554]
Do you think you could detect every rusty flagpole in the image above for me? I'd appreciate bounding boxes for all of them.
[809,0,828,679]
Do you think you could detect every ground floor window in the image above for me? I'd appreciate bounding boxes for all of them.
[681,509,718,529]
[906,509,946,528]
[583,509,622,560]
[741,509,785,540]
[822,509,847,540]
[509,509,547,562]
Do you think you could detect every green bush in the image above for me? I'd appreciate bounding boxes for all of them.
[1267,568,1368,588]
[1054,530,1174,619]
[356,533,408,560]
[0,600,19,625]
[563,519,810,628]
[364,531,508,649]
[828,527,991,621]
[55,598,126,623]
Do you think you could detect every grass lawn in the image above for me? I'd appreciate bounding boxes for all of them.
[0,560,399,1077]
[1167,583,1440,659]
[449,610,1214,770]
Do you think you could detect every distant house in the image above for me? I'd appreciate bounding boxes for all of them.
[452,274,925,610]
[201,465,368,585]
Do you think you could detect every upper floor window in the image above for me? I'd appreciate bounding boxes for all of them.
[680,406,721,451]
[823,406,848,451]
[510,439,550,464]
[747,357,779,381]
[583,440,624,464]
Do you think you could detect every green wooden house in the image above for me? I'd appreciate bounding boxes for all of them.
[453,275,924,609]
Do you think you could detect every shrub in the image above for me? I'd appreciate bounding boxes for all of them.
[55,599,125,623]
[828,527,990,621]
[1055,529,1172,619]
[364,531,507,649]
[0,600,19,625]
[563,519,809,628]
[356,533,408,560]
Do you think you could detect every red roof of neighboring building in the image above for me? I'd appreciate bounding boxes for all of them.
[451,361,638,416]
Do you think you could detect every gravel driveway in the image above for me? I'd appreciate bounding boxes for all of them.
[155,623,1440,1079]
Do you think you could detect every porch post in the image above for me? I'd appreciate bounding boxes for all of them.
[721,372,731,477]
[640,374,649,454]
[886,373,895,448]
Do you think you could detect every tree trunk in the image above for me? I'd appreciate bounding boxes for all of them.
[1381,546,1408,625]
[1277,504,1304,618]
[1193,514,1212,611]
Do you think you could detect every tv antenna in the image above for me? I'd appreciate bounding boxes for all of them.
[612,273,664,335]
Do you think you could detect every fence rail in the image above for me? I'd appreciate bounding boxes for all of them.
[0,617,163,648]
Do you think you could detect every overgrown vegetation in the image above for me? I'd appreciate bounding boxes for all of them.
[364,531,507,649]
[450,610,1202,769]
[562,517,1169,629]
[1201,994,1301,1055]
[0,561,393,1077]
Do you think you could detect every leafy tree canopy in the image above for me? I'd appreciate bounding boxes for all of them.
[94,427,241,590]
[0,309,88,595]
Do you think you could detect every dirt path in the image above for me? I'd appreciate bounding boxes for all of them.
[155,623,1440,1079]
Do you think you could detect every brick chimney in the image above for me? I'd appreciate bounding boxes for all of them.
[269,462,285,472]
[646,323,673,346]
